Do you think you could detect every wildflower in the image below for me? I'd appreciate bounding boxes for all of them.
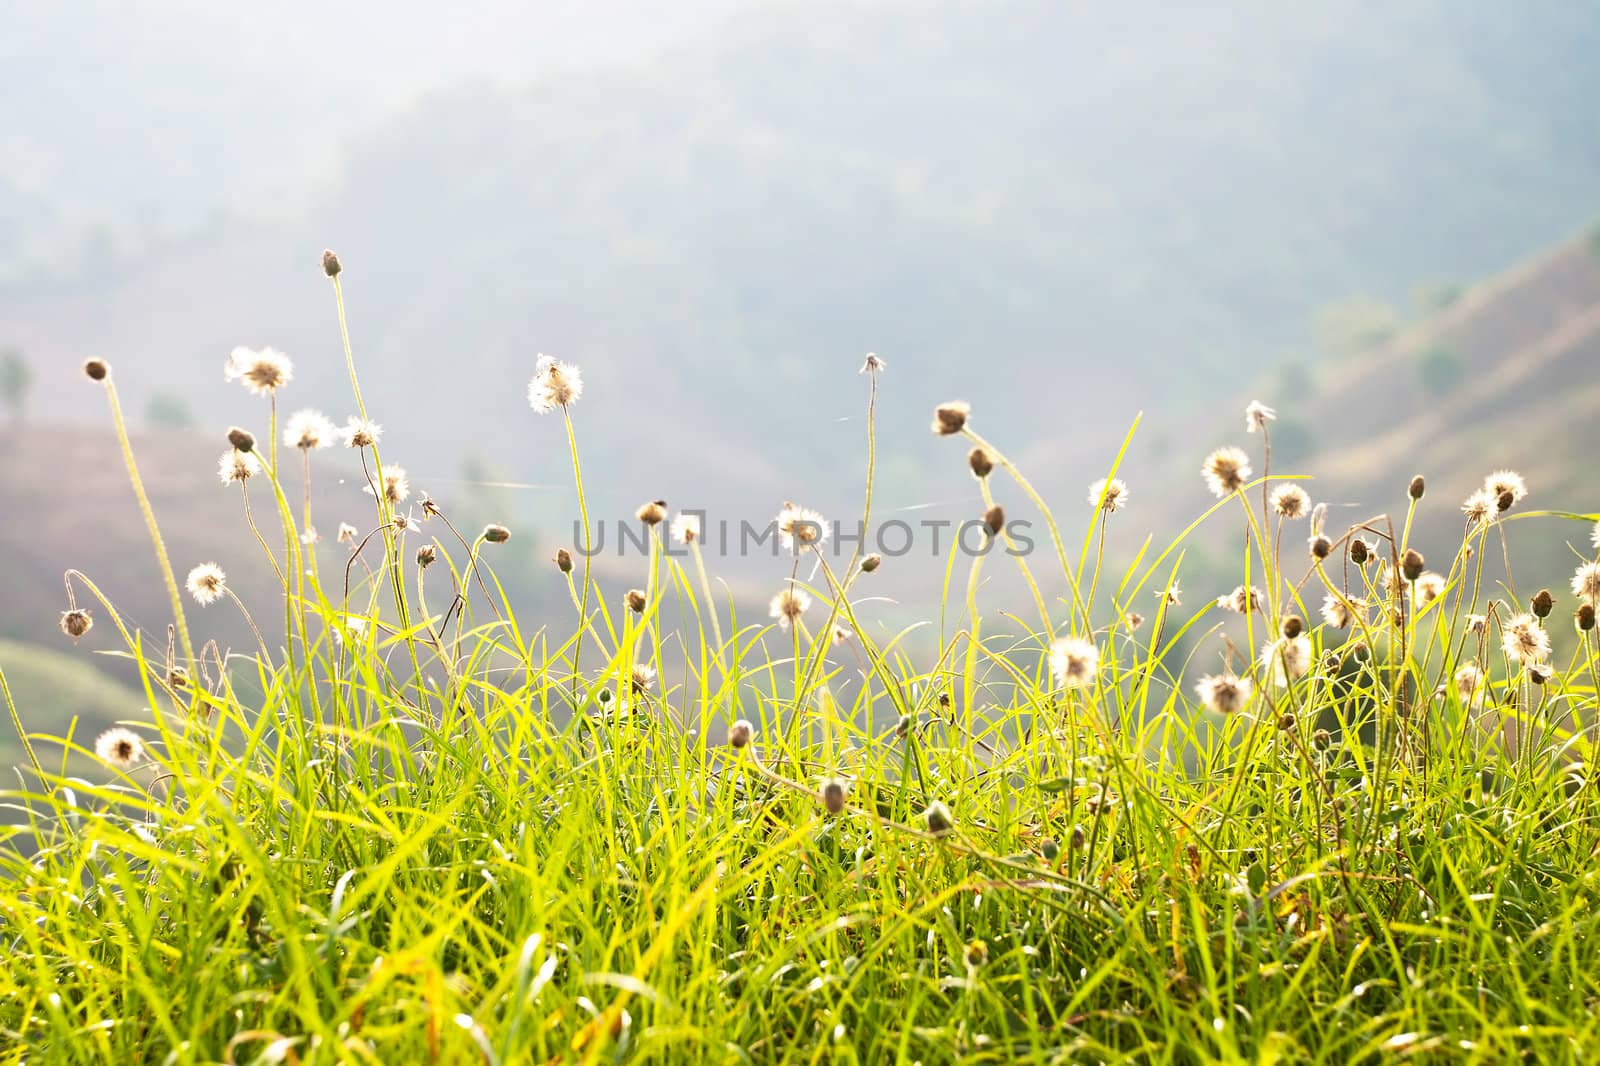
[1157,583,1182,607]
[859,553,882,574]
[1408,475,1426,501]
[1466,614,1487,636]
[186,563,227,606]
[167,667,189,690]
[218,449,259,485]
[527,355,583,413]
[483,524,511,544]
[321,249,342,277]
[923,800,954,836]
[342,418,382,448]
[226,426,256,453]
[1461,489,1496,527]
[95,727,144,769]
[365,466,410,505]
[1245,401,1276,433]
[1195,673,1252,715]
[1261,636,1312,686]
[1270,484,1310,520]
[1485,470,1527,511]
[1312,728,1332,750]
[1529,664,1554,686]
[1401,549,1425,583]
[284,409,337,451]
[225,346,293,395]
[822,778,847,815]
[300,527,321,546]
[1218,585,1263,614]
[1415,572,1446,606]
[777,503,828,550]
[1320,595,1362,629]
[83,358,109,381]
[964,941,989,969]
[770,588,811,630]
[1454,663,1484,706]
[729,719,754,749]
[968,447,994,478]
[983,504,1006,537]
[1531,588,1555,618]
[1202,446,1251,497]
[1572,563,1600,607]
[1281,616,1304,639]
[1309,535,1333,560]
[1502,613,1551,664]
[1350,538,1372,564]
[630,663,656,694]
[670,513,701,544]
[1577,604,1595,632]
[931,402,970,436]
[416,545,437,568]
[555,548,574,574]
[337,522,360,545]
[1048,636,1100,690]
[1088,478,1129,513]
[1124,612,1145,631]
[625,589,647,614]
[60,609,93,641]
[859,352,886,374]
[830,624,852,646]
[636,500,667,526]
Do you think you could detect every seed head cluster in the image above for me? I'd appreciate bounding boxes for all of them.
[1202,446,1251,498]
[95,727,144,769]
[1048,636,1100,690]
[1196,673,1252,715]
[527,355,583,413]
[1088,478,1129,513]
[225,346,293,395]
[186,563,227,606]
[770,587,811,629]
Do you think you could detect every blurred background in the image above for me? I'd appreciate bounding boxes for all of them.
[4,0,1600,760]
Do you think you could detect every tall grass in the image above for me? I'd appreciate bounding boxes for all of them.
[3,259,1600,1064]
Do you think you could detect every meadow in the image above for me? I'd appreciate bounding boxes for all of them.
[3,252,1600,1064]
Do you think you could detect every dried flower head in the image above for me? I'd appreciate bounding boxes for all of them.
[770,587,811,629]
[670,512,701,545]
[366,466,410,505]
[416,544,437,568]
[186,563,227,606]
[1466,613,1487,636]
[1578,604,1596,632]
[1401,549,1426,583]
[777,503,828,550]
[1202,446,1252,498]
[1320,595,1362,630]
[1157,583,1182,607]
[83,358,109,381]
[555,548,574,573]
[1245,401,1276,433]
[1531,588,1555,618]
[1350,538,1372,564]
[636,500,667,526]
[983,504,1006,537]
[1312,728,1332,750]
[859,352,885,374]
[1281,615,1304,639]
[1461,489,1496,528]
[1218,585,1264,614]
[342,418,382,448]
[859,553,882,574]
[967,447,994,479]
[923,800,954,836]
[1309,535,1333,560]
[1485,470,1527,511]
[1270,484,1310,519]
[729,719,754,749]
[337,522,360,545]
[1196,672,1252,715]
[1048,636,1100,690]
[1261,636,1312,686]
[218,449,260,485]
[1454,663,1484,706]
[483,524,511,544]
[321,249,342,277]
[1529,663,1555,686]
[1571,563,1600,607]
[95,727,144,769]
[1502,613,1551,664]
[1088,478,1129,513]
[167,666,189,690]
[1408,475,1426,500]
[1415,572,1446,606]
[630,663,656,694]
[284,409,337,451]
[527,355,583,413]
[964,940,989,969]
[931,402,970,436]
[60,609,93,641]
[225,346,293,395]
[1124,612,1145,631]
[625,589,648,614]
[822,778,847,815]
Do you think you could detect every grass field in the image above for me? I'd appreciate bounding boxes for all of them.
[4,264,1600,1064]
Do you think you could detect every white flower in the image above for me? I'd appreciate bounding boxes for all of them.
[224,346,293,395]
[1573,562,1600,607]
[95,727,145,769]
[527,355,583,413]
[670,512,701,545]
[1260,636,1312,686]
[1245,401,1276,433]
[185,563,227,606]
[1048,636,1100,690]
[1087,478,1129,513]
[284,409,337,450]
[777,504,828,550]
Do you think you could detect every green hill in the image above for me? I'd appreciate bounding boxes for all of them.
[0,638,148,778]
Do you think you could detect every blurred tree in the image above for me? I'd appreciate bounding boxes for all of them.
[1314,298,1401,359]
[145,392,195,430]
[0,350,30,424]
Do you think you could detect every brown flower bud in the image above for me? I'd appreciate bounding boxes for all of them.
[227,427,256,453]
[1401,549,1425,582]
[1408,475,1426,500]
[635,500,667,526]
[822,778,846,816]
[321,249,342,277]
[483,524,511,544]
[968,447,994,478]
[1310,535,1332,560]
[1277,713,1295,731]
[83,358,109,381]
[555,548,574,573]
[1497,490,1515,513]
[931,402,970,436]
[983,504,1005,538]
[1281,615,1303,639]
[1312,728,1332,750]
[1531,588,1554,619]
[60,609,93,640]
[729,719,754,749]
[625,589,647,614]
[1578,604,1596,632]
[1349,539,1369,564]
[859,553,882,573]
[416,544,437,568]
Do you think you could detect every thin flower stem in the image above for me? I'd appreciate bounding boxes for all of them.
[563,406,592,707]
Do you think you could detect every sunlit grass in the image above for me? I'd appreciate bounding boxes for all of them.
[3,255,1600,1064]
